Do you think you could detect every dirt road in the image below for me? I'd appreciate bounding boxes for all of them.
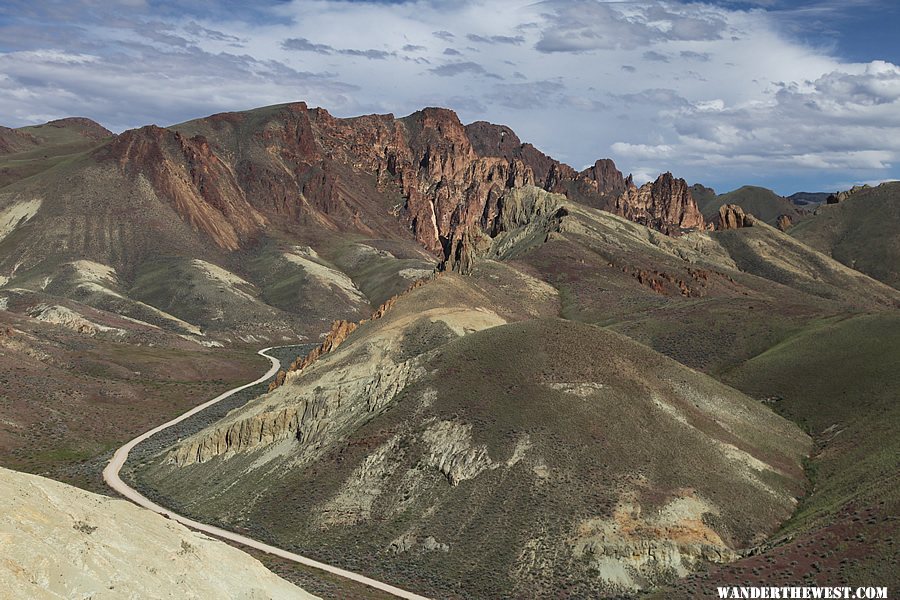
[103,346,430,600]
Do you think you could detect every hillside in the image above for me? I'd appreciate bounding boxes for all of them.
[698,185,804,228]
[790,181,900,289]
[1,102,898,599]
[0,466,314,599]
[652,313,900,596]
[0,118,113,188]
[134,272,809,599]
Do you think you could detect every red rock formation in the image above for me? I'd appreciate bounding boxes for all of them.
[578,159,628,200]
[614,173,705,235]
[99,102,705,264]
[102,125,268,251]
[776,214,793,231]
[465,121,626,207]
[712,204,754,231]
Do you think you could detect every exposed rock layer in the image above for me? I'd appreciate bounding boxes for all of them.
[0,467,313,599]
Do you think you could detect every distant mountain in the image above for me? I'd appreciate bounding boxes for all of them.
[0,118,113,188]
[791,181,900,289]
[787,191,830,206]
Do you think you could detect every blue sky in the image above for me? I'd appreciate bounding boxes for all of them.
[1,0,898,194]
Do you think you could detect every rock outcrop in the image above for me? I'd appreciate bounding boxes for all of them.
[826,185,870,204]
[269,273,437,391]
[712,203,754,230]
[173,350,423,466]
[613,172,706,234]
[464,121,628,205]
[776,214,793,231]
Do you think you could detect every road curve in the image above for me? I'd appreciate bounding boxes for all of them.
[104,346,430,600]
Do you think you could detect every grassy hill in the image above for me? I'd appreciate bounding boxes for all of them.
[698,185,804,227]
[651,313,900,596]
[790,182,900,289]
[133,280,809,598]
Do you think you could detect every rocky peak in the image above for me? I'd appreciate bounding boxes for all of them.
[578,158,628,200]
[711,204,754,230]
[614,172,706,235]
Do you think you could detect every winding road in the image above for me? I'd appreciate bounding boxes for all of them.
[103,345,430,600]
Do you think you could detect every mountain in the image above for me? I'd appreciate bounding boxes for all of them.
[0,117,113,188]
[790,182,900,289]
[126,182,897,598]
[135,272,810,599]
[0,466,314,599]
[697,185,804,229]
[787,191,830,207]
[0,102,705,342]
[2,102,899,599]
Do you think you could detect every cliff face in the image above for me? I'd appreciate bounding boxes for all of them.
[102,125,268,251]
[614,172,706,235]
[98,103,704,265]
[465,121,627,206]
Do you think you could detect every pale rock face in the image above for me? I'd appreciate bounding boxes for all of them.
[422,420,496,486]
[0,467,315,600]
[171,354,423,466]
[572,492,737,594]
[27,304,126,337]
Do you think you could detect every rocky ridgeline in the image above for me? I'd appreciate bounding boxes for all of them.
[268,273,438,391]
[102,102,706,269]
[826,184,870,204]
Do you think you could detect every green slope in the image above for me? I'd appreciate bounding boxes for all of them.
[790,182,900,289]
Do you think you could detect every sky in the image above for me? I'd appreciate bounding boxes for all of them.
[0,0,898,194]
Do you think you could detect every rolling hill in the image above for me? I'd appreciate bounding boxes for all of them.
[697,185,805,228]
[790,181,900,289]
[1,102,898,599]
